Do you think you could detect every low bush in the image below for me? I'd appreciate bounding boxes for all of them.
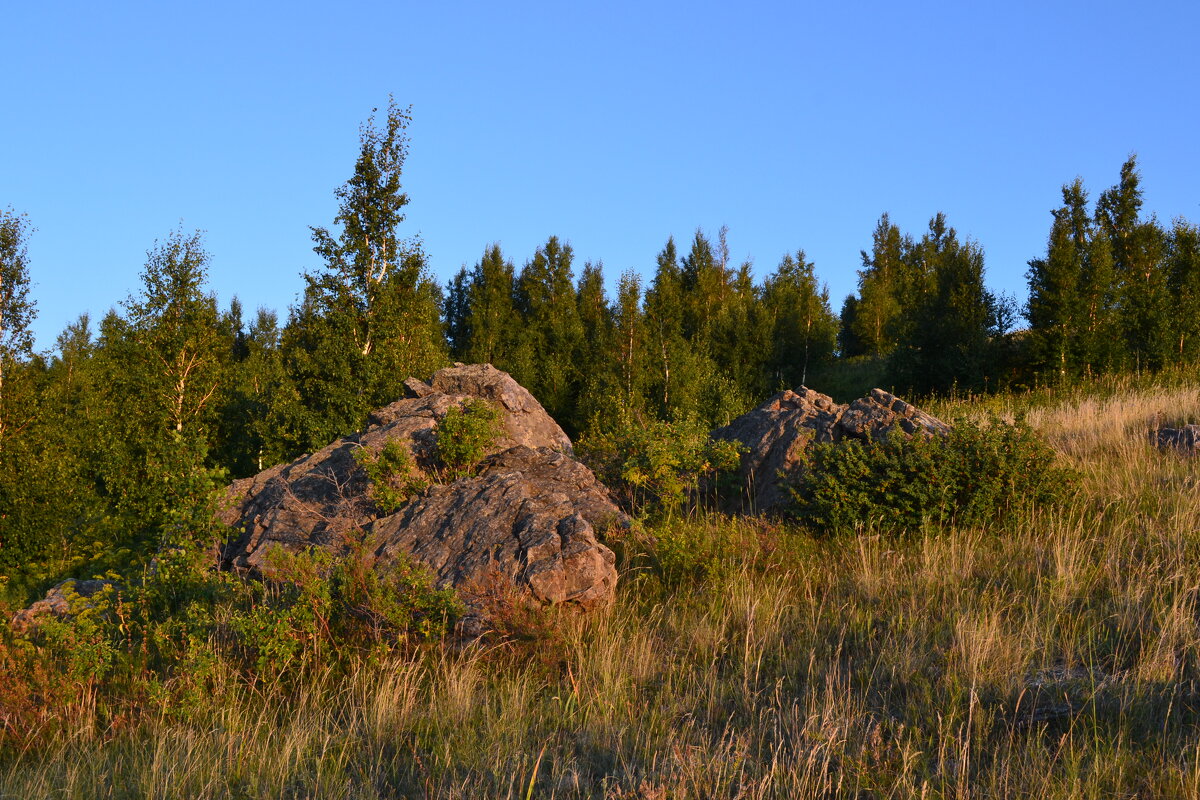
[578,414,743,519]
[434,399,504,479]
[353,438,427,513]
[789,415,1074,533]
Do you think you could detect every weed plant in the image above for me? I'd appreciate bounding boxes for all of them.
[354,439,429,513]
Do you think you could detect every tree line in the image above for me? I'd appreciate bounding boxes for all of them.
[1,100,1197,601]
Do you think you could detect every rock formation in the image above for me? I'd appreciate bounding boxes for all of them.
[1151,424,1200,455]
[218,364,623,622]
[712,386,951,514]
[9,579,115,635]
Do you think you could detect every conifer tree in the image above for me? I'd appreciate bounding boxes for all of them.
[1167,220,1200,364]
[511,236,584,422]
[644,237,684,414]
[838,295,865,358]
[459,244,519,367]
[851,214,905,357]
[679,229,727,345]
[612,271,646,416]
[1096,157,1170,371]
[890,214,993,394]
[1027,189,1084,380]
[762,250,838,389]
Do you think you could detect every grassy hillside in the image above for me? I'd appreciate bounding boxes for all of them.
[4,379,1200,798]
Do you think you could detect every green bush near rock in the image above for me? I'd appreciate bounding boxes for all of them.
[789,415,1075,532]
[353,439,428,513]
[434,399,504,479]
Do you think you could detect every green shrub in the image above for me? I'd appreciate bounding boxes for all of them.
[328,544,464,642]
[434,399,503,479]
[647,520,737,589]
[30,582,119,683]
[354,438,427,513]
[578,414,744,519]
[789,415,1074,533]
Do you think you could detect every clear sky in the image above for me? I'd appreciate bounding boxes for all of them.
[4,1,1198,351]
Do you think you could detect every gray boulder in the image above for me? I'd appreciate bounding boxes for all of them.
[10,579,116,635]
[371,446,620,615]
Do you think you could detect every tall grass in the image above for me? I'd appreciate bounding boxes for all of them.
[4,378,1200,798]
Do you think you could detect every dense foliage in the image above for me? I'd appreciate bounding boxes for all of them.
[578,414,743,519]
[789,417,1074,532]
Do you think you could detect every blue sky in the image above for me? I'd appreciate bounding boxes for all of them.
[4,1,1198,351]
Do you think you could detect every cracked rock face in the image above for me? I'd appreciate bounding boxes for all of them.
[217,364,622,620]
[711,386,951,515]
[371,446,620,613]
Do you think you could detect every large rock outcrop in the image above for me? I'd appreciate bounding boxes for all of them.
[712,386,951,515]
[218,364,623,620]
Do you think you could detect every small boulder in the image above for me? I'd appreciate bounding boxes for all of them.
[10,579,116,635]
[837,388,953,442]
[1152,424,1200,455]
[711,387,845,514]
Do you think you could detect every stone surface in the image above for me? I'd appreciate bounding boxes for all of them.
[218,364,622,621]
[712,386,952,514]
[837,388,953,443]
[220,363,575,574]
[1152,424,1200,455]
[10,579,115,635]
[710,387,845,514]
[371,446,621,614]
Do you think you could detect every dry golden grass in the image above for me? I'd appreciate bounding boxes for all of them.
[4,376,1200,797]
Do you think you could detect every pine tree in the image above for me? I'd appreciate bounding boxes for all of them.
[458,244,519,367]
[644,237,684,415]
[214,305,288,476]
[679,228,727,345]
[1167,220,1200,364]
[838,295,865,358]
[613,271,646,416]
[890,214,993,394]
[762,250,838,389]
[508,236,584,422]
[1026,190,1084,380]
[1096,157,1170,371]
[576,260,614,380]
[851,214,905,357]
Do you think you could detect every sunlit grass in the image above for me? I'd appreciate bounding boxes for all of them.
[3,376,1200,797]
